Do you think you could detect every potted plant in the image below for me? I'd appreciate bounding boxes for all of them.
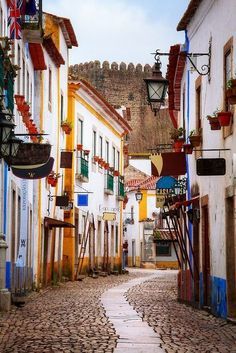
[77,144,83,151]
[93,155,100,162]
[14,94,25,108]
[216,111,232,127]
[226,78,236,104]
[109,166,115,172]
[207,114,221,130]
[113,170,120,177]
[183,143,193,154]
[61,120,72,134]
[170,127,185,152]
[83,149,90,156]
[104,162,110,170]
[189,129,202,147]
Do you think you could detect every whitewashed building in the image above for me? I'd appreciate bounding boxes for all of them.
[175,0,236,319]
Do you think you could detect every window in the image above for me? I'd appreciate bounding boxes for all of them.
[26,70,29,102]
[156,241,171,256]
[92,130,96,157]
[48,67,52,110]
[105,140,109,162]
[22,58,25,96]
[112,146,116,168]
[195,77,202,158]
[116,150,120,171]
[223,37,233,137]
[77,118,83,145]
[17,45,21,93]
[115,225,119,254]
[99,136,103,158]
[60,93,64,123]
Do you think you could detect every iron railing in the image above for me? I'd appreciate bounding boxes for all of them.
[105,172,114,192]
[77,156,89,179]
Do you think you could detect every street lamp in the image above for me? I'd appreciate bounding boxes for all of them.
[0,111,15,145]
[1,134,22,158]
[144,51,168,116]
[135,187,143,203]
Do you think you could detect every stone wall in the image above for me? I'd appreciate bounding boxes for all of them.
[69,61,173,153]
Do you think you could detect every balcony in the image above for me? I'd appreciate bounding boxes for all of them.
[76,156,89,183]
[104,172,114,195]
[21,0,43,43]
[117,177,125,201]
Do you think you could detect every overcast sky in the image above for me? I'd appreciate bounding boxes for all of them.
[44,0,190,71]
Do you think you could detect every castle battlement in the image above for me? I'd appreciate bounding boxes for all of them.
[69,60,152,80]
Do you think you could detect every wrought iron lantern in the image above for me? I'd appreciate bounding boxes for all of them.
[0,111,15,145]
[144,52,168,116]
[1,133,22,158]
[135,187,143,202]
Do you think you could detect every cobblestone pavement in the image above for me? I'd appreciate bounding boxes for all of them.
[126,270,236,353]
[0,271,149,353]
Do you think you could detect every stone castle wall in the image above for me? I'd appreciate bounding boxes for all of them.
[69,61,173,153]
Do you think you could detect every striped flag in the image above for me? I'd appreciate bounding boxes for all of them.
[8,0,23,40]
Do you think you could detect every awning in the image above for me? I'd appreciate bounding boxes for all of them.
[44,217,75,229]
[43,36,65,67]
[29,43,47,71]
[154,229,177,241]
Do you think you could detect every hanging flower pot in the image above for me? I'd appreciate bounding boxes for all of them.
[61,120,72,134]
[104,162,110,170]
[207,116,221,130]
[226,79,236,104]
[14,94,25,108]
[83,149,90,156]
[93,155,100,162]
[183,143,193,155]
[20,102,30,113]
[189,131,202,147]
[109,166,114,172]
[113,170,120,177]
[77,144,83,151]
[217,111,232,127]
[50,178,57,187]
[98,158,103,165]
[173,138,185,152]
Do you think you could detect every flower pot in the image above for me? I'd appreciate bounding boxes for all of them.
[20,103,30,113]
[207,116,221,130]
[173,138,185,152]
[14,94,25,108]
[83,149,90,156]
[77,144,83,151]
[49,178,57,187]
[217,111,232,127]
[93,155,99,162]
[61,124,72,134]
[113,170,119,177]
[183,143,193,154]
[189,135,202,147]
[104,163,109,170]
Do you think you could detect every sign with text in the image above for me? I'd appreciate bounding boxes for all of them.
[156,195,165,208]
[197,158,226,176]
[102,212,116,221]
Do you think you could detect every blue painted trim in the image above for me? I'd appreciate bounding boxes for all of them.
[6,261,11,290]
[3,162,8,235]
[211,276,227,318]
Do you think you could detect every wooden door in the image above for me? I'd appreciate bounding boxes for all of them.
[202,205,211,307]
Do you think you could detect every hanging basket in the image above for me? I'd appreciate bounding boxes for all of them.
[207,116,221,130]
[217,111,232,127]
[14,94,25,108]
[173,138,185,152]
[61,124,72,134]
[189,135,202,147]
[183,143,193,154]
[5,143,51,166]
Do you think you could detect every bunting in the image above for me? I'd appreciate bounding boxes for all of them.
[8,0,23,39]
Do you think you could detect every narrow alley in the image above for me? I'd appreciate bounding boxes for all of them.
[0,269,236,353]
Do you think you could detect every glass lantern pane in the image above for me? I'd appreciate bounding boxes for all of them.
[11,141,20,157]
[2,126,12,143]
[1,143,10,157]
[148,82,166,101]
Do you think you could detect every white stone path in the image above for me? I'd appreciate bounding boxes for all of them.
[101,271,164,353]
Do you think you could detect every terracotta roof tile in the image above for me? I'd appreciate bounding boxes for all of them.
[177,0,203,31]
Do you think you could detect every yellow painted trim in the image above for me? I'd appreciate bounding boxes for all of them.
[139,190,147,221]
[74,93,122,139]
[37,71,44,285]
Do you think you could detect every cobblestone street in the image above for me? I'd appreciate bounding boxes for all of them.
[1,269,236,353]
[127,270,236,353]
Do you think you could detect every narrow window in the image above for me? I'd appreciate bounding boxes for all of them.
[223,37,233,137]
[105,141,109,163]
[92,130,96,157]
[117,150,120,171]
[17,45,21,93]
[115,225,119,254]
[112,146,116,168]
[60,93,64,123]
[77,119,83,145]
[99,136,103,158]
[22,58,25,96]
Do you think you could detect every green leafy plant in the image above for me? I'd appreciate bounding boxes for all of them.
[170,127,185,140]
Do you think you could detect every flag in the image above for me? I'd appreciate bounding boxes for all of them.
[8,0,23,40]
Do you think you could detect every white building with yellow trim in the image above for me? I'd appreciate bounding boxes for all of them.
[63,80,131,278]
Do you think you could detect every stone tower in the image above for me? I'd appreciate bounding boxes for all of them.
[69,61,172,153]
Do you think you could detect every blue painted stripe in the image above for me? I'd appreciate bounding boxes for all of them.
[3,162,8,235]
[6,261,11,290]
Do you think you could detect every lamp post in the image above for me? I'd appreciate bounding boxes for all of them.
[135,187,143,203]
[0,111,15,145]
[144,51,168,116]
[1,133,22,158]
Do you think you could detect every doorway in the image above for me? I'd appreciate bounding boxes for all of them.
[132,240,136,267]
[202,204,211,308]
[226,196,236,318]
[89,217,95,272]
[193,207,200,303]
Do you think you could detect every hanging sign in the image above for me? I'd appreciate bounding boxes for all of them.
[60,201,73,210]
[197,158,226,176]
[78,194,88,206]
[156,195,165,208]
[102,212,116,221]
[16,180,28,268]
[150,152,186,176]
